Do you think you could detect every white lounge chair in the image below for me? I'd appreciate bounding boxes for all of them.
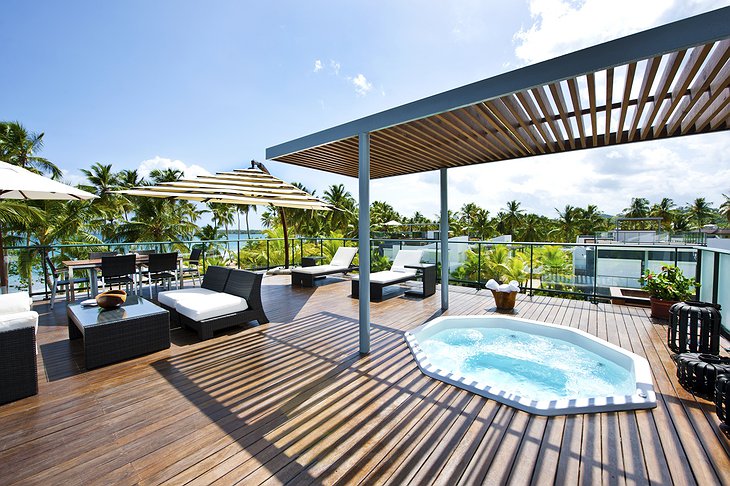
[351,249,425,300]
[291,246,358,287]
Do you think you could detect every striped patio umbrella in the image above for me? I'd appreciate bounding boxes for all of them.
[117,167,333,268]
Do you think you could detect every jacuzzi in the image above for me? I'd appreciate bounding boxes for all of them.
[405,315,656,416]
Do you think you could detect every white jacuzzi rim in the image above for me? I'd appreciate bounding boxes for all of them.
[404,315,656,416]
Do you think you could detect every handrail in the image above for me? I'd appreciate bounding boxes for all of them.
[2,237,702,303]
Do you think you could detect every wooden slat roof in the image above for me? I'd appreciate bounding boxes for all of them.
[117,168,333,210]
[266,7,730,179]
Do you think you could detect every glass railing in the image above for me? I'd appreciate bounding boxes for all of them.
[2,237,700,304]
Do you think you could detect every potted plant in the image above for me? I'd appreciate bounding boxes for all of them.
[639,265,699,320]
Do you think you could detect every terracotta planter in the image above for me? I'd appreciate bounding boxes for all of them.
[649,297,677,320]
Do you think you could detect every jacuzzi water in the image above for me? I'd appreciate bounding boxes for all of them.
[419,327,636,401]
[405,315,656,415]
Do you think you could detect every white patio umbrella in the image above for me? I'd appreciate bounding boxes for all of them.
[0,161,97,288]
[383,220,401,227]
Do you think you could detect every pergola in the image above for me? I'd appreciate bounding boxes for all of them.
[266,8,730,353]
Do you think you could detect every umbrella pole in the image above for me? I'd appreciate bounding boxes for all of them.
[0,228,6,291]
[280,207,289,268]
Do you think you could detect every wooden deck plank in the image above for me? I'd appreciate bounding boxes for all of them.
[0,276,727,485]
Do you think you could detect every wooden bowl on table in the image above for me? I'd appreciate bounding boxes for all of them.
[96,290,127,310]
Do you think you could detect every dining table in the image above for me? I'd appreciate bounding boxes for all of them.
[62,254,184,301]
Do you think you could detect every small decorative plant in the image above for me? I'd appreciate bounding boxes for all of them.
[639,265,699,302]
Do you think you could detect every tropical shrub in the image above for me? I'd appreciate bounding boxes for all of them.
[639,264,698,301]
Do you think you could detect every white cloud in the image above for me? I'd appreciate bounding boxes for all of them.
[137,156,211,180]
[350,73,373,96]
[313,59,323,72]
[330,60,341,75]
[513,0,728,64]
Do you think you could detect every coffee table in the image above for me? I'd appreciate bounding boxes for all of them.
[67,296,170,369]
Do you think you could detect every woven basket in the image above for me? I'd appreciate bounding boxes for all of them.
[490,290,517,311]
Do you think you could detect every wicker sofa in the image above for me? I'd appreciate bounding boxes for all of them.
[0,293,39,404]
[157,266,269,340]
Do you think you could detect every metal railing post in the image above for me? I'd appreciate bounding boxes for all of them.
[266,240,270,270]
[592,244,599,303]
[477,242,482,287]
[237,239,241,269]
[529,244,534,296]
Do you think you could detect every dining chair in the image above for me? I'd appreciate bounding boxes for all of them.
[100,254,137,294]
[144,252,178,298]
[44,256,90,309]
[181,248,202,286]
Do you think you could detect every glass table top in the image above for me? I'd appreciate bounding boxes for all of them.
[68,296,167,327]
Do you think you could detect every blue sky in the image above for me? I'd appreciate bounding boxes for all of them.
[2,0,729,228]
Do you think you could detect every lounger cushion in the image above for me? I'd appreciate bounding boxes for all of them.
[330,247,358,267]
[391,250,424,273]
[292,265,350,275]
[175,292,249,322]
[157,287,219,309]
[352,270,416,284]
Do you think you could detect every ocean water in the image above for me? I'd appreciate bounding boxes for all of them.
[419,327,635,401]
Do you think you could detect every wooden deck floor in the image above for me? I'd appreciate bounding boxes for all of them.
[1,275,729,485]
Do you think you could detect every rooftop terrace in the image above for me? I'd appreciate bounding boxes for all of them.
[2,275,729,485]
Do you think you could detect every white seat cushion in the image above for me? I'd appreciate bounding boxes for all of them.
[292,265,350,275]
[175,292,249,322]
[157,288,219,309]
[0,311,39,333]
[352,270,416,284]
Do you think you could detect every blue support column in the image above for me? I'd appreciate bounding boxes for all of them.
[440,168,449,310]
[358,133,371,353]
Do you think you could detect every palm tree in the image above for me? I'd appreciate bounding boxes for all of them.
[551,205,579,242]
[208,203,236,239]
[118,169,144,188]
[650,198,675,231]
[0,121,62,179]
[117,197,198,251]
[0,201,44,287]
[237,204,256,239]
[578,205,609,236]
[720,194,730,224]
[470,208,492,240]
[323,184,357,233]
[501,200,524,237]
[79,163,122,240]
[149,168,183,183]
[623,197,650,229]
[370,201,401,227]
[519,214,545,242]
[689,197,714,229]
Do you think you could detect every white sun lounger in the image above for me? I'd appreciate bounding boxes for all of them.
[351,249,424,300]
[291,246,358,287]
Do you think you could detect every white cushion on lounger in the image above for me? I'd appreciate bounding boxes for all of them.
[352,270,416,284]
[330,247,358,267]
[292,264,349,275]
[157,287,219,309]
[175,292,249,322]
[391,249,424,273]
